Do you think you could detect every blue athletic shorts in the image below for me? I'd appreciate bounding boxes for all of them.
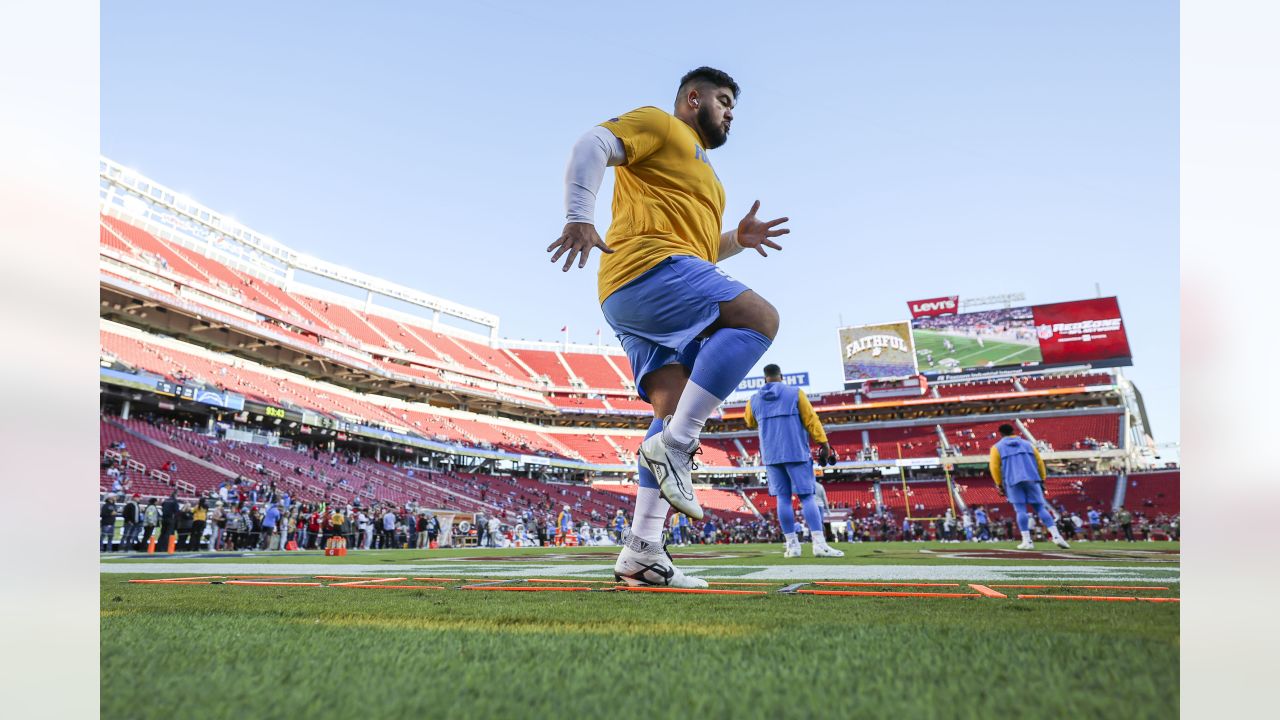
[1006,480,1046,506]
[601,255,750,402]
[765,461,817,497]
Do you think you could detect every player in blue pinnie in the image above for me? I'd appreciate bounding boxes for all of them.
[548,67,791,588]
[989,423,1071,550]
[744,364,843,558]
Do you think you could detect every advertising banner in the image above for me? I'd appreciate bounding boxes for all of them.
[1031,297,1131,365]
[737,372,810,393]
[910,297,1131,375]
[907,295,960,318]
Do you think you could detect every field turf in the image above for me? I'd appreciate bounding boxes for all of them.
[913,329,1041,372]
[100,542,1178,718]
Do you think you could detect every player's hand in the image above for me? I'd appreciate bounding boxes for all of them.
[736,200,790,257]
[547,222,613,272]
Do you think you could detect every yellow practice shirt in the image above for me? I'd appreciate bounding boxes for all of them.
[596,106,727,303]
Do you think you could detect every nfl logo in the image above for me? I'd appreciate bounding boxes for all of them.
[1037,324,1054,340]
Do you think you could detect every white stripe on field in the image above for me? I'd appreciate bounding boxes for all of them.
[100,562,1179,583]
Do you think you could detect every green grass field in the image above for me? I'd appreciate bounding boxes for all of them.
[100,542,1178,719]
[913,329,1042,373]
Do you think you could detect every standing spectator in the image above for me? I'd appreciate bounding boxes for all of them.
[141,498,159,549]
[416,513,430,549]
[405,509,418,550]
[382,507,397,549]
[357,507,373,549]
[307,509,322,550]
[325,506,345,548]
[157,491,179,552]
[1116,507,1135,542]
[209,502,226,551]
[120,494,142,552]
[488,515,502,548]
[263,502,281,550]
[190,497,208,551]
[100,496,117,552]
[176,502,195,551]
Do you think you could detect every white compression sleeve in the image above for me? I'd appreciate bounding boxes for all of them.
[564,126,626,225]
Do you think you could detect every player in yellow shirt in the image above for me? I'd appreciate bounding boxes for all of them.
[548,67,791,588]
[743,364,842,558]
[989,423,1070,550]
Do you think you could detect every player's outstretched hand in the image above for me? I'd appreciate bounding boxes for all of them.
[548,222,613,272]
[736,200,790,257]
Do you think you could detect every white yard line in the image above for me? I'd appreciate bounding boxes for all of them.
[100,562,1179,583]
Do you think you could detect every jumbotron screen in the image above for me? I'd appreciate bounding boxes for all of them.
[910,297,1131,375]
[838,321,918,382]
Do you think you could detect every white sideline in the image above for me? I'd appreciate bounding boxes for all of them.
[99,562,1179,583]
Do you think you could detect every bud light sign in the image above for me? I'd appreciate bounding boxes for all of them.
[737,372,809,393]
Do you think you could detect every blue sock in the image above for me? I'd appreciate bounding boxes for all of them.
[636,417,663,490]
[689,328,772,399]
[667,328,772,446]
[776,495,796,534]
[1032,503,1056,527]
[1015,507,1030,532]
[799,494,825,541]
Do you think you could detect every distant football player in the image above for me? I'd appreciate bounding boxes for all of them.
[744,363,843,558]
[549,67,790,588]
[557,505,573,544]
[989,424,1070,550]
[611,509,628,544]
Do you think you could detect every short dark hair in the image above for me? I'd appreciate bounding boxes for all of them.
[998,424,1015,436]
[678,66,740,101]
[763,363,781,377]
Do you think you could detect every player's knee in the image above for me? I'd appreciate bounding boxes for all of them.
[718,292,780,340]
[751,296,780,339]
[640,365,689,418]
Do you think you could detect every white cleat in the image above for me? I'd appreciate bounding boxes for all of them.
[783,543,802,558]
[1053,537,1071,549]
[637,416,704,520]
[812,544,845,558]
[613,535,707,589]
[1016,541,1035,550]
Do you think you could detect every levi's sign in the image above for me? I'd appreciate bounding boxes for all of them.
[908,296,959,318]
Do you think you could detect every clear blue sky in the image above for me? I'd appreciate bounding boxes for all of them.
[101,1,1178,444]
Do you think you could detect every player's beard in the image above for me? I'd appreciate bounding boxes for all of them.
[696,103,729,149]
